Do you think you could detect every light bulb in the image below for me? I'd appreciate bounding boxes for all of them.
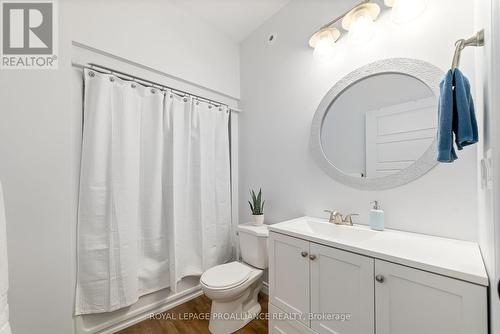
[342,4,380,46]
[390,0,427,24]
[313,37,336,63]
[349,10,375,45]
[309,27,339,63]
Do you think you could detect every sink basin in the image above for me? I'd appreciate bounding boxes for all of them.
[267,216,489,287]
[281,219,378,243]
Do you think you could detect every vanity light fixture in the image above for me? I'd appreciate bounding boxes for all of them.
[384,0,428,24]
[309,27,341,62]
[341,3,380,45]
[309,0,428,59]
[308,0,380,59]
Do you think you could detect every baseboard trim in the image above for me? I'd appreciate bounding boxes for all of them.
[95,286,204,334]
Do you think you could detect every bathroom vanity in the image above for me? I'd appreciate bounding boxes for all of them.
[268,216,488,334]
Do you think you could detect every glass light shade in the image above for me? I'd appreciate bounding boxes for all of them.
[349,9,376,45]
[310,27,339,63]
[390,0,427,24]
[313,37,336,62]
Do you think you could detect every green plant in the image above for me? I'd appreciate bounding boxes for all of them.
[248,188,265,215]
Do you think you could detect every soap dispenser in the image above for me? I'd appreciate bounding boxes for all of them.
[369,200,384,231]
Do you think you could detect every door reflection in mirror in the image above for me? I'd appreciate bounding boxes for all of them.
[321,73,437,178]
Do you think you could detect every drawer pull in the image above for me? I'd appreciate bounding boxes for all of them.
[375,274,385,283]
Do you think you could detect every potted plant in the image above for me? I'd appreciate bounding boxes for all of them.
[248,188,265,225]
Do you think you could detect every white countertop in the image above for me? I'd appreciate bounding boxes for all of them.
[268,216,488,286]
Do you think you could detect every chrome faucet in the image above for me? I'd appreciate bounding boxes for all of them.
[324,210,343,224]
[324,210,359,226]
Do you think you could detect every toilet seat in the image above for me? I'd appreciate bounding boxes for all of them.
[200,261,252,290]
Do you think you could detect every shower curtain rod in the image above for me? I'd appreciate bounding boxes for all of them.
[72,62,239,111]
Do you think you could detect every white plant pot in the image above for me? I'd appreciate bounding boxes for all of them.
[252,214,264,225]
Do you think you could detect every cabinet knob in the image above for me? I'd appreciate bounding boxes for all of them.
[375,274,385,283]
[301,251,308,258]
[309,254,317,260]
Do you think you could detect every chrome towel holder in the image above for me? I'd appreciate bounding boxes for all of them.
[451,29,485,70]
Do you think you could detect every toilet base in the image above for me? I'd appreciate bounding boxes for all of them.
[208,281,262,334]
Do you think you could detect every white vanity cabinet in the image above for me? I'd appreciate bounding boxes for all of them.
[270,233,375,334]
[269,232,310,327]
[375,260,487,334]
[268,221,488,334]
[309,242,374,334]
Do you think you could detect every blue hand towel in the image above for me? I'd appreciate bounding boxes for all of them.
[436,69,478,163]
[453,69,478,150]
[437,70,457,162]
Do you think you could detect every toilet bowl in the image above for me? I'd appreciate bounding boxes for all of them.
[201,262,263,333]
[200,224,269,334]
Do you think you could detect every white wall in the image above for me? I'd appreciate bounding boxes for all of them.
[0,1,240,334]
[475,0,500,333]
[65,0,240,99]
[239,0,478,241]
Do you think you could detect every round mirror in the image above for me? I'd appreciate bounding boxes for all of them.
[311,59,444,190]
[321,73,436,178]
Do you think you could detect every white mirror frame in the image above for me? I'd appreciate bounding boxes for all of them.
[310,58,444,190]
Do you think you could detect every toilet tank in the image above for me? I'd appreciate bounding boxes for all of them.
[237,224,269,269]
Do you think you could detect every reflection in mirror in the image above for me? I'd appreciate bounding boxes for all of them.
[321,73,437,178]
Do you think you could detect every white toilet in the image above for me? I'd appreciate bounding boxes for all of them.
[200,223,269,334]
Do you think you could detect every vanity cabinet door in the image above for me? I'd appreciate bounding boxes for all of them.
[269,232,311,327]
[310,243,375,334]
[375,260,487,334]
[269,304,316,334]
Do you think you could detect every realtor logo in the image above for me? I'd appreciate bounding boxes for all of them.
[1,0,58,69]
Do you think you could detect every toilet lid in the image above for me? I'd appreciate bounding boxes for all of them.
[201,262,252,289]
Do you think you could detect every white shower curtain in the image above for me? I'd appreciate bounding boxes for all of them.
[164,94,232,291]
[0,182,12,334]
[75,69,232,314]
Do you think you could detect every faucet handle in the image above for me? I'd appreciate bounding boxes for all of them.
[324,210,343,224]
[343,213,359,225]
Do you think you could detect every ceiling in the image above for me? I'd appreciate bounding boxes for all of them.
[170,0,291,42]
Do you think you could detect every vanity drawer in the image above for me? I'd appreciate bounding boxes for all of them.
[269,303,315,334]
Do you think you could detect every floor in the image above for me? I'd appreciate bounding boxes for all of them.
[117,293,268,334]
